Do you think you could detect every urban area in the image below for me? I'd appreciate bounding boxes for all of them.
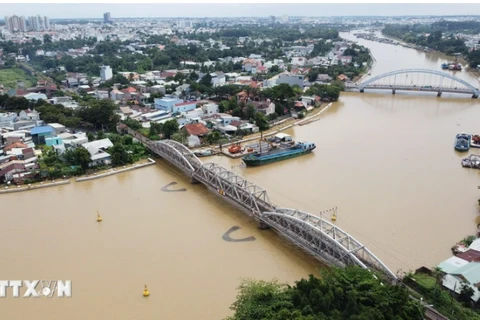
[2,6,480,320]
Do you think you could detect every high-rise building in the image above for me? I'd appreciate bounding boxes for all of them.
[103,12,111,23]
[100,65,113,81]
[270,15,276,24]
[4,15,27,32]
[27,15,50,31]
[44,16,50,30]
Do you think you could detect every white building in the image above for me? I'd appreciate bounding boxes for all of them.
[100,65,113,81]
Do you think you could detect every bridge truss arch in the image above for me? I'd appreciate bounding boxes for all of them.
[358,68,480,96]
[148,140,202,175]
[193,162,273,217]
[261,208,398,282]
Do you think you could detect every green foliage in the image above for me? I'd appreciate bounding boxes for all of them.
[461,235,477,247]
[405,273,480,319]
[36,103,81,128]
[306,83,342,101]
[108,143,132,166]
[162,119,179,139]
[76,99,120,130]
[255,112,269,132]
[227,266,424,320]
[0,68,37,88]
[205,131,222,144]
[382,24,467,56]
[122,118,142,130]
[63,147,91,170]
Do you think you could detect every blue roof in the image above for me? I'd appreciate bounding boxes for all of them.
[31,125,54,135]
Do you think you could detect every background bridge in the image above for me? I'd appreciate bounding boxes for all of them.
[122,126,398,282]
[347,68,480,98]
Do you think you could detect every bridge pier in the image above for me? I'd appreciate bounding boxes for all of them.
[392,89,395,95]
[258,221,270,230]
[359,89,364,93]
[191,177,200,184]
[437,91,442,97]
[473,94,478,99]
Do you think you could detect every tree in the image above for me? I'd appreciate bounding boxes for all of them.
[244,104,256,120]
[72,147,91,170]
[227,266,424,320]
[199,73,212,87]
[459,283,475,304]
[109,143,132,166]
[255,112,269,133]
[162,119,179,139]
[43,34,52,44]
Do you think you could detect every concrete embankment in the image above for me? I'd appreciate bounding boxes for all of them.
[0,180,71,194]
[75,158,156,182]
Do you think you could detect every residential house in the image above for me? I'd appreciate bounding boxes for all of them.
[81,138,114,167]
[30,125,54,145]
[337,74,350,82]
[277,72,304,88]
[316,74,332,83]
[48,123,66,135]
[172,101,197,114]
[438,239,480,302]
[182,123,209,138]
[110,89,125,101]
[50,96,79,109]
[45,136,63,147]
[154,97,183,111]
[19,109,40,121]
[242,59,261,72]
[0,112,17,129]
[211,72,226,87]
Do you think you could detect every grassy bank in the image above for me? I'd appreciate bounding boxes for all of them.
[404,272,480,319]
[0,67,37,88]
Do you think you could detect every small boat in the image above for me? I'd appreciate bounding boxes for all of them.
[194,149,217,157]
[462,154,480,169]
[242,142,316,167]
[471,135,480,148]
[228,144,242,154]
[441,63,449,70]
[455,133,471,152]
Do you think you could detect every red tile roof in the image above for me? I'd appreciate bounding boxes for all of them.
[457,249,480,262]
[184,123,209,136]
[4,142,28,152]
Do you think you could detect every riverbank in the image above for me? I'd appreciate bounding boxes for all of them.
[75,158,155,182]
[215,103,334,152]
[0,158,155,194]
[0,179,71,194]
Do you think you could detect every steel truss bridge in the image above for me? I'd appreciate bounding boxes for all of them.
[123,126,398,282]
[347,69,480,98]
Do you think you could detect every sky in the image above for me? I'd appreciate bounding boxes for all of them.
[2,3,480,19]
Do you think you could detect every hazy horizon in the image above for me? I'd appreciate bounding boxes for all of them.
[2,3,480,19]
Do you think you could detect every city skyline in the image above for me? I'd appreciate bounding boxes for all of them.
[1,3,480,19]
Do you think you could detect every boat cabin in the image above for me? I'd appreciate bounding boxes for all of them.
[273,133,293,142]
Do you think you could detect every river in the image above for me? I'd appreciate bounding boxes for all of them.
[1,30,480,319]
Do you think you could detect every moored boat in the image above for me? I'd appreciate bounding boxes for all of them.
[441,63,449,70]
[462,154,480,169]
[455,133,471,152]
[228,144,242,154]
[242,142,316,167]
[471,135,480,148]
[194,149,217,157]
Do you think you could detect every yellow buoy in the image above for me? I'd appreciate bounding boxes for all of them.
[143,284,150,297]
[97,211,102,222]
[331,213,337,222]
